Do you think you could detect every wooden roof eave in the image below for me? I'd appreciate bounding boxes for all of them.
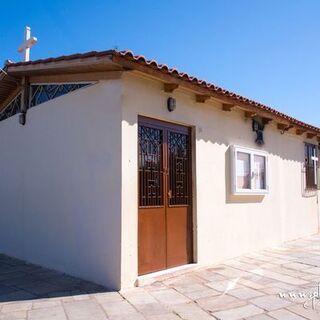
[6,55,122,76]
[112,55,320,136]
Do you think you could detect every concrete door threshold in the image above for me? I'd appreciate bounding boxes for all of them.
[136,263,199,287]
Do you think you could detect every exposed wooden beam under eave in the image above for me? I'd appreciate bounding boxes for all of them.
[261,117,272,125]
[307,132,317,139]
[163,83,179,93]
[222,103,234,111]
[195,94,210,103]
[296,128,306,136]
[277,123,289,131]
[111,56,320,130]
[244,111,256,118]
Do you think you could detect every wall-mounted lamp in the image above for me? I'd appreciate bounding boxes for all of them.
[19,112,26,126]
[167,97,176,112]
[252,117,265,145]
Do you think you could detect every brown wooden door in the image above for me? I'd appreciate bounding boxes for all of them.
[138,116,193,275]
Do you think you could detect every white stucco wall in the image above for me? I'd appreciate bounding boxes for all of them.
[0,73,318,290]
[0,81,122,289]
[121,72,319,288]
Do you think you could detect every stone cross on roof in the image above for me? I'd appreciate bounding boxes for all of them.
[17,26,38,62]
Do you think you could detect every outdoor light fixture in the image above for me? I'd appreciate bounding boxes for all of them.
[252,117,265,145]
[167,97,176,112]
[19,112,26,126]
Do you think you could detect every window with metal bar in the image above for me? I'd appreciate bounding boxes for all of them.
[305,143,319,190]
[29,83,90,108]
[0,93,22,122]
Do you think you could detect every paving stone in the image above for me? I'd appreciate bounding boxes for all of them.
[0,310,27,320]
[0,272,27,282]
[246,314,275,319]
[195,270,226,282]
[0,290,35,303]
[250,295,292,311]
[0,286,17,296]
[268,308,306,319]
[16,281,66,296]
[286,304,320,320]
[285,262,314,271]
[100,300,141,318]
[28,306,67,320]
[150,288,190,305]
[196,294,246,312]
[228,287,264,300]
[206,279,244,293]
[94,292,124,304]
[250,269,308,286]
[171,303,214,320]
[212,304,264,320]
[121,288,158,305]
[237,279,265,290]
[183,287,220,300]
[145,314,181,320]
[132,302,170,317]
[72,294,91,301]
[32,299,62,309]
[64,300,107,320]
[1,302,32,313]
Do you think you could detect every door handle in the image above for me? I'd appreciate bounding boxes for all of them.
[168,190,172,199]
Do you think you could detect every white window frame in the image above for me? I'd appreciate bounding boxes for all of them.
[231,145,269,195]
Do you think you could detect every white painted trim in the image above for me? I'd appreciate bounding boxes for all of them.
[231,145,269,195]
[135,263,199,287]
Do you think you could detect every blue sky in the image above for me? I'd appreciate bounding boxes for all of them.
[1,0,319,126]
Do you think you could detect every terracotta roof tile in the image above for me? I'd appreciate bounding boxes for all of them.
[5,49,319,133]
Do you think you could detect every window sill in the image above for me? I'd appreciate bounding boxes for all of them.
[232,189,269,196]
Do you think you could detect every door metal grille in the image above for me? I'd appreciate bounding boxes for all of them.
[138,125,164,207]
[168,131,191,206]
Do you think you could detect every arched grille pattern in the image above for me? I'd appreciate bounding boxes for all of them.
[0,94,22,122]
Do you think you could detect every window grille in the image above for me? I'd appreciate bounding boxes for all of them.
[304,143,319,190]
[0,93,22,122]
[29,83,90,108]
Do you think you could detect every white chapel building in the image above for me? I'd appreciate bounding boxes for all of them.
[0,50,319,290]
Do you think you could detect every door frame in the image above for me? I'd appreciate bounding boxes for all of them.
[137,115,196,275]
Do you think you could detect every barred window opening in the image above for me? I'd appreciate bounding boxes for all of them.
[29,83,90,108]
[0,93,22,122]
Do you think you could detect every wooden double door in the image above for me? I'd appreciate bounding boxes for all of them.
[138,116,193,275]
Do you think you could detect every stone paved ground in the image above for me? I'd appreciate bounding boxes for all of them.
[2,235,320,319]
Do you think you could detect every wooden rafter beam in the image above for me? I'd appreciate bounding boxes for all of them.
[277,123,289,131]
[222,103,235,112]
[261,117,272,125]
[164,83,179,93]
[112,55,318,129]
[307,132,317,139]
[195,94,210,103]
[296,128,306,136]
[244,111,256,118]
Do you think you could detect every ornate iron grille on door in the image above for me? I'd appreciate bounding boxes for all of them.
[168,131,191,206]
[138,125,164,207]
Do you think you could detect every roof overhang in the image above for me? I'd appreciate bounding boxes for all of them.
[1,49,319,135]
